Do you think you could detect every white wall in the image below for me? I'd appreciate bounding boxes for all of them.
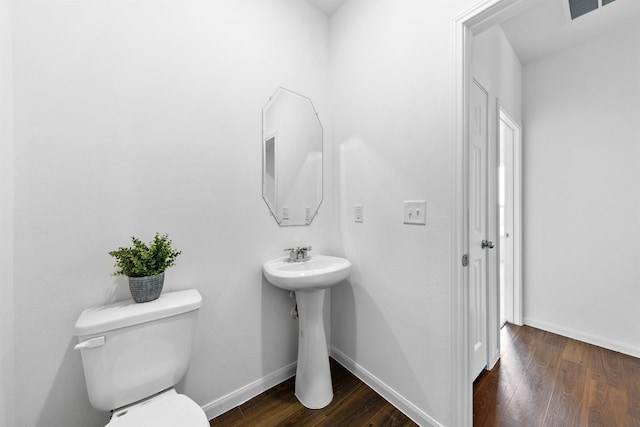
[329,0,476,425]
[473,26,522,124]
[523,22,640,356]
[472,25,522,366]
[1,0,15,425]
[11,1,333,425]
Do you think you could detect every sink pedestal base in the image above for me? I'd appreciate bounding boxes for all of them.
[294,289,333,409]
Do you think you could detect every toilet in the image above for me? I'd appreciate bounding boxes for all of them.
[74,289,209,426]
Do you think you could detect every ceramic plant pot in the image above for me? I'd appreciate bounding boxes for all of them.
[128,272,165,303]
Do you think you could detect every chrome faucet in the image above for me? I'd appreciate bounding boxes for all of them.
[284,246,312,262]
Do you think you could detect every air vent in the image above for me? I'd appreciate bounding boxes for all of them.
[568,0,616,20]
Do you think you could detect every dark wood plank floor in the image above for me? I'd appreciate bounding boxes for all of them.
[474,323,640,427]
[209,358,418,427]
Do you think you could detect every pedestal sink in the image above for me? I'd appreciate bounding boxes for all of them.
[263,254,351,409]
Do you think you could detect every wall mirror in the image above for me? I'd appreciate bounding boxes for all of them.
[262,87,323,226]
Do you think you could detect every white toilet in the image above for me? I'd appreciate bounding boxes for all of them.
[74,289,209,426]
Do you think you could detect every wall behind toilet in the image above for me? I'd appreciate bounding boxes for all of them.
[11,1,333,426]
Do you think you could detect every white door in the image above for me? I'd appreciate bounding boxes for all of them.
[469,79,491,381]
[498,107,523,326]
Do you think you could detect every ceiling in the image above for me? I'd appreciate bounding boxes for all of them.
[304,0,640,64]
[306,0,348,16]
[500,0,640,64]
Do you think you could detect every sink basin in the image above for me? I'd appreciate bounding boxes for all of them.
[262,255,351,291]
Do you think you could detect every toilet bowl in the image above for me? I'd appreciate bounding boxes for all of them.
[75,289,208,427]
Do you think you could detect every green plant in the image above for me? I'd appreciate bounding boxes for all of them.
[109,233,181,278]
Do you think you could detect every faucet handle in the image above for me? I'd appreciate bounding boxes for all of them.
[284,247,298,262]
[298,246,312,261]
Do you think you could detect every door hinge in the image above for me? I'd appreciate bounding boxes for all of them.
[462,254,469,267]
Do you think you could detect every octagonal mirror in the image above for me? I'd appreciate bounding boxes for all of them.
[262,87,323,226]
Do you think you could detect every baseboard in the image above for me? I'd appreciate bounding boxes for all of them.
[330,346,443,427]
[524,317,640,359]
[202,362,297,420]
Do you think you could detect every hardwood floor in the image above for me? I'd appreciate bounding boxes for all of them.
[209,358,418,427]
[210,325,640,426]
[474,323,640,427]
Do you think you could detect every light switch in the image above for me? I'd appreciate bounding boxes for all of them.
[355,204,364,223]
[282,206,289,220]
[403,200,426,225]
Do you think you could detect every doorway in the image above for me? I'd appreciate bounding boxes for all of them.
[451,1,535,425]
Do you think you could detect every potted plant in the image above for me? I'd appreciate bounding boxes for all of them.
[109,233,181,303]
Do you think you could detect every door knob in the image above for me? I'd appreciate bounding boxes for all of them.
[481,240,494,249]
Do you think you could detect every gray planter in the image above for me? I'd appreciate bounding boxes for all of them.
[128,272,165,303]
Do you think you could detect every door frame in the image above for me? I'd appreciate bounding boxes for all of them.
[450,0,533,425]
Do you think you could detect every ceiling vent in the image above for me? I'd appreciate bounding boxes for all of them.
[568,0,616,19]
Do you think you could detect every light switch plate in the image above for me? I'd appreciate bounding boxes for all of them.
[403,200,426,225]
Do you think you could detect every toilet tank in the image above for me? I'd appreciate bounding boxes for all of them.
[74,289,202,411]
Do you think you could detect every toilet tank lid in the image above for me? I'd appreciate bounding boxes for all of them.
[75,289,202,336]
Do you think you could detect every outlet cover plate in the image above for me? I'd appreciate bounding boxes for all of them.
[355,204,363,223]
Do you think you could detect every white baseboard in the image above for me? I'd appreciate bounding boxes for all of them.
[202,362,297,420]
[330,346,443,427]
[524,317,640,359]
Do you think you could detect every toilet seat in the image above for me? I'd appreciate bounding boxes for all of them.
[105,389,208,427]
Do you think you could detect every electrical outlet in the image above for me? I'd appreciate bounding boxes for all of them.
[355,204,364,223]
[403,200,426,225]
